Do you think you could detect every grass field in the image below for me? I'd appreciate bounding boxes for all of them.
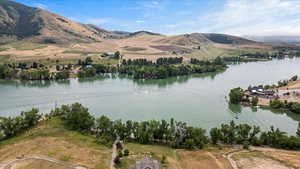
[0,118,112,169]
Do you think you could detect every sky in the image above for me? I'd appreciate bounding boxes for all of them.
[13,0,300,36]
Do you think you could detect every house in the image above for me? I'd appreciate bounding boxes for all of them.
[248,87,275,97]
[130,157,161,169]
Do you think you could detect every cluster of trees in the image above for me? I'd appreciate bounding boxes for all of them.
[190,57,225,66]
[0,109,41,140]
[19,69,69,80]
[117,57,227,79]
[0,64,17,79]
[0,65,70,80]
[229,88,258,106]
[210,120,300,150]
[122,59,154,66]
[51,103,208,149]
[51,103,300,150]
[262,75,298,89]
[77,67,97,78]
[1,103,300,151]
[156,57,183,65]
[1,56,227,80]
[270,100,300,114]
[119,64,225,79]
[229,88,245,104]
[122,57,183,66]
[78,57,93,66]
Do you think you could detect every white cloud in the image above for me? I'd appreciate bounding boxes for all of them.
[33,3,47,9]
[86,18,110,25]
[142,1,162,8]
[163,0,300,36]
[202,0,300,36]
[136,20,145,23]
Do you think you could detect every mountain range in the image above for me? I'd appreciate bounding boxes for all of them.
[0,0,299,64]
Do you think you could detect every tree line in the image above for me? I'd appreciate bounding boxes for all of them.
[0,109,41,141]
[76,57,227,79]
[122,57,183,66]
[1,103,300,150]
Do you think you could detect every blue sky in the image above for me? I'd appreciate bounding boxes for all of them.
[13,0,300,36]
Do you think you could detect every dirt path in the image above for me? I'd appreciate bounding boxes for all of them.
[223,150,246,169]
[0,156,87,169]
[207,152,228,169]
[110,140,119,169]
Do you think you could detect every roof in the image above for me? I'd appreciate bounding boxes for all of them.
[131,157,161,169]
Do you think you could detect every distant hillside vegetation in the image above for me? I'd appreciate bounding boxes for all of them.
[0,0,43,43]
[202,33,257,45]
[156,33,256,47]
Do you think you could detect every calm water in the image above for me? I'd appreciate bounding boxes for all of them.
[1,58,300,134]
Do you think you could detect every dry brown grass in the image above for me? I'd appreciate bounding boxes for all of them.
[178,150,233,169]
[10,159,72,169]
[0,118,111,169]
[232,151,293,169]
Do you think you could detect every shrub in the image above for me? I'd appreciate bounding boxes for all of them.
[123,149,129,156]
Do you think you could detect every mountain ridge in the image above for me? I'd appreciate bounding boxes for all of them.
[0,0,258,46]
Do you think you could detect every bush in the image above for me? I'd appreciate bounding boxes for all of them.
[243,141,250,149]
[251,97,259,106]
[123,149,129,156]
[270,100,284,109]
[290,103,300,114]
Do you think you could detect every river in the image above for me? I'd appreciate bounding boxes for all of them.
[1,58,300,134]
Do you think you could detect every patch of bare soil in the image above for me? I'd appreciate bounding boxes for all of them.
[252,147,300,169]
[236,157,291,169]
[232,151,293,169]
[178,150,233,169]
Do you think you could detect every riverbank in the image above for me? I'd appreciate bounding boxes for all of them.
[0,57,227,81]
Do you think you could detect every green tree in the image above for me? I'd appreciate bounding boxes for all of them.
[64,103,95,132]
[210,127,221,144]
[251,97,259,106]
[20,108,41,129]
[114,51,121,59]
[85,57,93,65]
[291,103,300,114]
[96,115,112,137]
[229,88,244,104]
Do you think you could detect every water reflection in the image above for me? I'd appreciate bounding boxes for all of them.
[133,71,223,88]
[261,107,300,122]
[228,104,242,117]
[0,79,70,88]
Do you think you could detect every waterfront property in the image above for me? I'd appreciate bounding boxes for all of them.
[246,87,276,98]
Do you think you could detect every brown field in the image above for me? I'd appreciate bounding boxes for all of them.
[0,118,111,169]
[0,33,276,65]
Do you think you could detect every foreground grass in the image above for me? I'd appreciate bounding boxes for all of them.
[0,118,111,169]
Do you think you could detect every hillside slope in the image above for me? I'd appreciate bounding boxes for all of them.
[0,0,114,44]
